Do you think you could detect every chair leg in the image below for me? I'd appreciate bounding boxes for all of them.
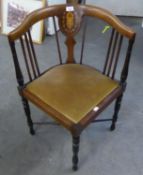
[21,97,35,135]
[72,136,80,171]
[110,94,123,131]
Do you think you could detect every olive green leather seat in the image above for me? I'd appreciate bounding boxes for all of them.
[23,64,119,124]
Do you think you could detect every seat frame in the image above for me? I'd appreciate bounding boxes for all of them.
[8,4,135,171]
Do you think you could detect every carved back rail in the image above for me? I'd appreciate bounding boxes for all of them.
[8,4,135,86]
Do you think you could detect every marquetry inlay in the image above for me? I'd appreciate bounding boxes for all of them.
[59,5,82,36]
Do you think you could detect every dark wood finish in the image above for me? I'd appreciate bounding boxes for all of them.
[20,31,40,81]
[103,30,124,79]
[111,35,123,79]
[8,41,24,86]
[8,4,136,171]
[110,37,135,130]
[20,36,32,81]
[24,33,37,79]
[92,119,112,123]
[110,94,123,131]
[58,6,82,63]
[80,19,87,64]
[72,136,80,171]
[120,38,135,87]
[21,97,35,135]
[107,31,119,77]
[53,17,62,64]
[81,5,135,39]
[8,5,135,41]
[27,30,40,76]
[8,40,35,135]
[67,0,78,3]
[79,86,123,132]
[103,28,115,74]
[78,0,84,3]
[65,36,76,63]
[67,0,86,3]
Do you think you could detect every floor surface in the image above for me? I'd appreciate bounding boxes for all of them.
[0,17,143,175]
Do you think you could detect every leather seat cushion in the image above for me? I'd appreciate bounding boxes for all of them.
[23,64,119,123]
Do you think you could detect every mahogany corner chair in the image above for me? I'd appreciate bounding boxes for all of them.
[8,4,135,171]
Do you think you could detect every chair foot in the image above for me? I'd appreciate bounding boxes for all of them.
[72,165,78,171]
[72,136,80,171]
[22,97,35,135]
[110,123,115,131]
[30,128,35,135]
[110,95,123,131]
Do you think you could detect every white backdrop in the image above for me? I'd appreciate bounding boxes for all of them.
[87,0,143,16]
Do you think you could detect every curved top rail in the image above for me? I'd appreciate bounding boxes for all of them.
[8,5,65,41]
[8,4,135,41]
[80,5,135,39]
